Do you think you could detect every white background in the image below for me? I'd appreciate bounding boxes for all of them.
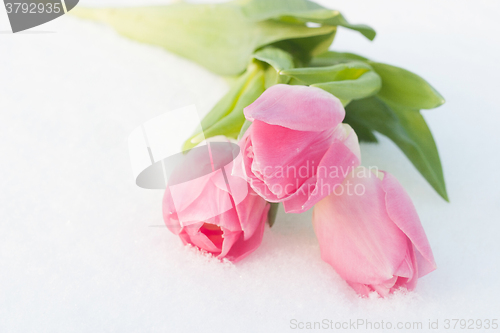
[1,0,499,332]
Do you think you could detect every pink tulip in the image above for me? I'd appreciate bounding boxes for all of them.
[162,142,270,262]
[236,84,361,213]
[312,167,437,297]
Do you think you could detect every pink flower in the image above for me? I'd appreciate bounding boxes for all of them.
[312,167,437,297]
[162,142,270,262]
[236,84,361,213]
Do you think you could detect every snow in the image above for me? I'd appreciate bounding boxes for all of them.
[1,0,499,332]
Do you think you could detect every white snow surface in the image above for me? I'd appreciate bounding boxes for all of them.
[1,0,499,332]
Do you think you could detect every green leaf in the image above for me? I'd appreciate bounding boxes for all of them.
[280,62,380,104]
[292,30,337,58]
[253,47,294,85]
[281,61,372,84]
[263,66,280,89]
[267,202,280,227]
[345,97,448,200]
[184,47,292,149]
[343,112,378,143]
[268,31,337,67]
[238,0,376,40]
[182,66,257,151]
[202,70,255,131]
[368,62,445,109]
[291,11,375,41]
[253,47,295,72]
[308,54,446,109]
[238,0,325,20]
[309,50,368,66]
[202,46,294,140]
[71,3,336,76]
[190,69,266,145]
[312,71,382,101]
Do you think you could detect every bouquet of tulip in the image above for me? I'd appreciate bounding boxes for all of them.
[74,0,445,297]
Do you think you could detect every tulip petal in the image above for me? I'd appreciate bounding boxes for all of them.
[172,177,236,228]
[163,138,269,262]
[381,172,437,277]
[183,224,222,254]
[392,242,419,292]
[313,168,409,285]
[238,123,360,212]
[235,190,270,240]
[224,206,268,262]
[371,276,398,297]
[244,84,345,132]
[249,120,336,199]
[347,281,372,297]
[313,168,436,297]
[168,172,213,214]
[394,239,415,279]
[218,228,241,258]
[283,124,360,213]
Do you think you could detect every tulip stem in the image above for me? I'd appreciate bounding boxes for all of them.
[267,203,280,227]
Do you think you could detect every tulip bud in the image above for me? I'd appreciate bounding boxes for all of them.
[313,167,436,296]
[163,140,270,262]
[236,84,361,213]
